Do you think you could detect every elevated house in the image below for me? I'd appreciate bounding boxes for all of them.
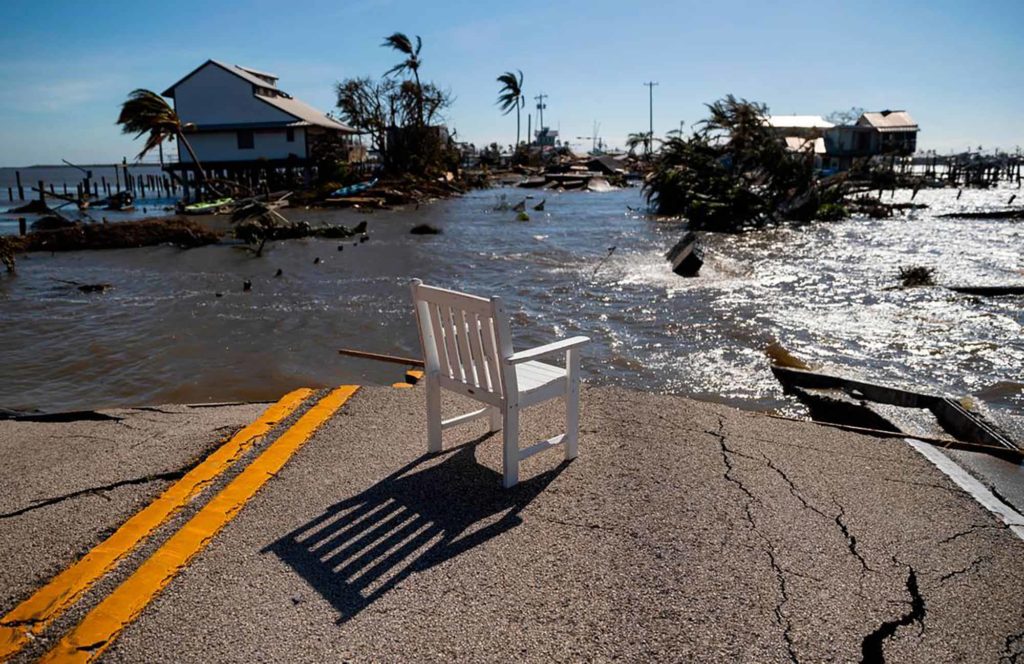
[765,116,833,169]
[162,60,357,187]
[823,110,919,170]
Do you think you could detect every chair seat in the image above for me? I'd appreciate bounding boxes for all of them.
[516,360,567,406]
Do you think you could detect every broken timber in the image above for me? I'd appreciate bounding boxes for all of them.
[771,366,1020,458]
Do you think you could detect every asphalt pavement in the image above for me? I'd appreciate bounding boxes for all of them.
[1,386,1022,663]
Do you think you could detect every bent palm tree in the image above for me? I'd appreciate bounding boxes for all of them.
[496,70,525,147]
[116,89,221,197]
[382,32,424,125]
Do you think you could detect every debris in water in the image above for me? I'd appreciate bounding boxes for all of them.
[314,257,321,264]
[516,211,530,221]
[533,198,546,211]
[665,231,703,277]
[764,342,811,370]
[243,279,252,291]
[898,265,935,288]
[275,268,283,277]
[410,224,442,235]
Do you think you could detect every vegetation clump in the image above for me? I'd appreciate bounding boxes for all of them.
[898,265,936,288]
[644,95,846,232]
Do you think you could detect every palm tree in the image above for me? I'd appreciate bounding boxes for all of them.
[382,32,424,125]
[496,70,525,147]
[116,89,221,197]
[626,131,653,157]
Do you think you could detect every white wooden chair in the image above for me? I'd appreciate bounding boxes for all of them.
[410,279,591,488]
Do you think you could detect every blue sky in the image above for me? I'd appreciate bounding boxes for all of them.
[1,0,1022,166]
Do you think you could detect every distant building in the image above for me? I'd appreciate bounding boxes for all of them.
[535,127,559,147]
[162,60,357,172]
[824,110,920,170]
[765,115,835,137]
[765,116,833,169]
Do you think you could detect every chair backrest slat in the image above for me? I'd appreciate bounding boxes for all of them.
[478,312,502,394]
[464,311,488,390]
[439,305,464,383]
[411,279,508,399]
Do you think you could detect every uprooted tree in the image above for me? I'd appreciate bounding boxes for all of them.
[644,95,846,232]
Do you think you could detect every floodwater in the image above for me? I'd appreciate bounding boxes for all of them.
[1,185,1021,434]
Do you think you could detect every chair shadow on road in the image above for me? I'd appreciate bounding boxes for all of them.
[263,433,566,623]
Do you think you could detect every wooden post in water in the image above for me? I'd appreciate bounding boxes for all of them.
[63,183,68,196]
[38,181,45,204]
[15,171,23,200]
[18,218,26,235]
[7,187,13,202]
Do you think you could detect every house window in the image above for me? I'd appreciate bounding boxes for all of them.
[237,130,254,150]
[286,128,295,143]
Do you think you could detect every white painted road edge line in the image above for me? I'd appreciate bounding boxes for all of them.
[905,438,1024,542]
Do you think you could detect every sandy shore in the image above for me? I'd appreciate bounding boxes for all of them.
[1,385,1022,662]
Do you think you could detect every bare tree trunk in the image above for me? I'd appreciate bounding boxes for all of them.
[177,131,223,198]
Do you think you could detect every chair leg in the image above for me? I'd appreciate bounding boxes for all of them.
[564,349,581,460]
[426,375,442,453]
[488,406,501,432]
[502,405,520,488]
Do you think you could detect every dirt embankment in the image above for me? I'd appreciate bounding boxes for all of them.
[9,217,221,253]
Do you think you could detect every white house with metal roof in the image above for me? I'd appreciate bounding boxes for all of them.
[162,60,355,169]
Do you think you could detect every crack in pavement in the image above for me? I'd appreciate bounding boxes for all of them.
[0,470,186,519]
[1002,631,1024,663]
[939,522,1011,544]
[760,451,872,574]
[704,414,798,663]
[937,557,986,583]
[860,565,927,664]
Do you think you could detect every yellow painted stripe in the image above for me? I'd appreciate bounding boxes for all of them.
[0,388,312,662]
[40,386,359,664]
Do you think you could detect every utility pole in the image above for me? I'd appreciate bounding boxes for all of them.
[535,93,548,131]
[643,81,658,156]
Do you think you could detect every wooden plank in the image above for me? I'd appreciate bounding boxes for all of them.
[337,348,424,367]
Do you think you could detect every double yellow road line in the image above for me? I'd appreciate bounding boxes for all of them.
[1,385,358,663]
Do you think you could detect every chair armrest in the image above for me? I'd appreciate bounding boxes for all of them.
[506,336,591,364]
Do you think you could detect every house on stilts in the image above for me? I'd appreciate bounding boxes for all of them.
[161,59,357,196]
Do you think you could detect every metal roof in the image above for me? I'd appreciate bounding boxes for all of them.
[765,115,835,129]
[163,60,354,133]
[784,136,827,154]
[858,110,919,131]
[235,65,278,83]
[256,93,356,132]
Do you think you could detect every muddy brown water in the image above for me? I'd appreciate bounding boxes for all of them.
[0,186,1021,436]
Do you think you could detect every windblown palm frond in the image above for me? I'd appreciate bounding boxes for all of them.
[116,89,181,159]
[496,70,524,115]
[383,32,422,77]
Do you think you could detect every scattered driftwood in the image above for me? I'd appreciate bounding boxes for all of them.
[55,278,112,293]
[6,199,53,214]
[9,217,220,253]
[937,208,1024,220]
[410,224,441,235]
[665,231,704,277]
[947,285,1024,296]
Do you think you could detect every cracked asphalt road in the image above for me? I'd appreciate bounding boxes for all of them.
[2,387,1023,662]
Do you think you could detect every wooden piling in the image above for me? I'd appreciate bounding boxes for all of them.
[18,218,26,236]
[7,187,13,202]
[15,171,23,200]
